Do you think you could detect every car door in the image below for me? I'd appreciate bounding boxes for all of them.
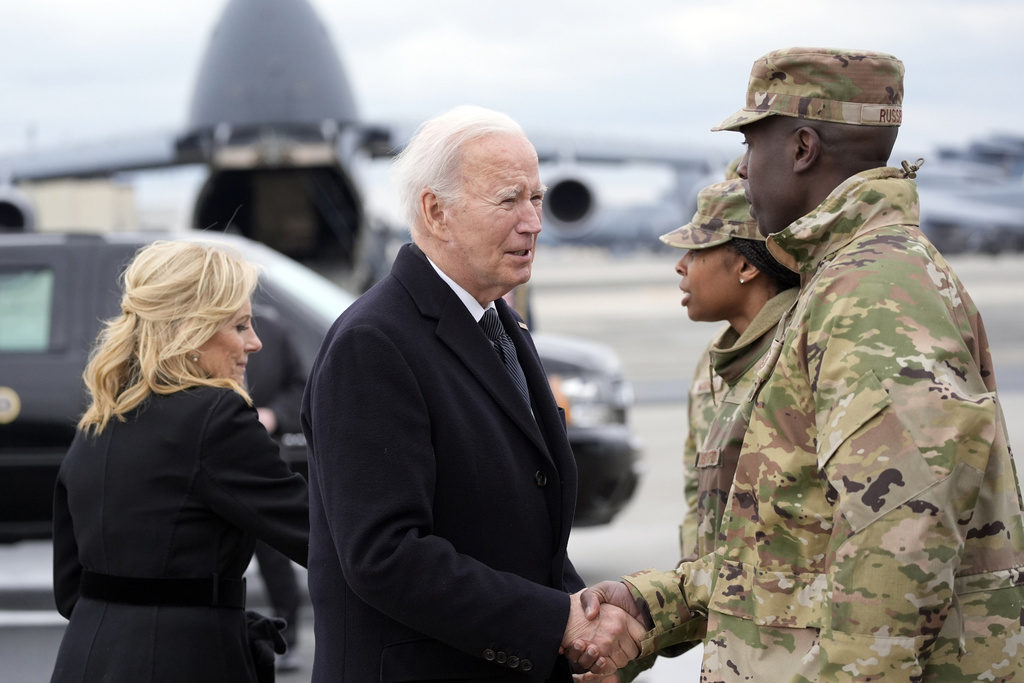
[0,236,91,540]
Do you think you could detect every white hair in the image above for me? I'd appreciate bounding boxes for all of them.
[390,105,527,229]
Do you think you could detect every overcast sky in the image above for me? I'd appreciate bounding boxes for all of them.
[4,0,1023,162]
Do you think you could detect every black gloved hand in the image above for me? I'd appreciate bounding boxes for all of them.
[246,610,289,683]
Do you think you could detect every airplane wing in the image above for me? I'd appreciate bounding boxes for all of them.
[0,132,183,181]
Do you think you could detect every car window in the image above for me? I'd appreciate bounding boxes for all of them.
[0,268,55,352]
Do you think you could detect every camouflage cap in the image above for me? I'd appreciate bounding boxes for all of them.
[712,47,904,132]
[659,179,760,249]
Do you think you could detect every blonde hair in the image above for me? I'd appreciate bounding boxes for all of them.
[78,240,261,434]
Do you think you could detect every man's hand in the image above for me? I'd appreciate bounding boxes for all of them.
[578,581,643,622]
[562,590,646,675]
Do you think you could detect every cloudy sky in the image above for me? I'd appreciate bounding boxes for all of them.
[3,0,1023,163]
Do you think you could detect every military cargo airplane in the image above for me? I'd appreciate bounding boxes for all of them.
[2,0,391,289]
[0,0,721,290]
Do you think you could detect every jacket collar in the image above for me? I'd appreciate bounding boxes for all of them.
[766,167,921,273]
[710,288,798,385]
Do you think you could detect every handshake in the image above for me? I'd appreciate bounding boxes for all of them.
[561,581,649,680]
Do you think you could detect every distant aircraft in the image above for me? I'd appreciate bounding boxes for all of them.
[0,0,719,288]
[913,136,1024,254]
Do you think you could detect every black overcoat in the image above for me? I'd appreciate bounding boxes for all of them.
[301,243,585,682]
[51,387,309,682]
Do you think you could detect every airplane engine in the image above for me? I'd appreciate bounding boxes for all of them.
[541,169,600,240]
[0,182,37,233]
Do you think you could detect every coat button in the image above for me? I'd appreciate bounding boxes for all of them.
[495,651,507,664]
[483,649,495,661]
[520,658,533,672]
[534,470,547,486]
[507,656,520,669]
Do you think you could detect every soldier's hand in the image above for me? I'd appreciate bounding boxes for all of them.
[579,581,643,622]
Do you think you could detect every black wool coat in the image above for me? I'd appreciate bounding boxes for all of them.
[301,243,585,682]
[51,387,309,683]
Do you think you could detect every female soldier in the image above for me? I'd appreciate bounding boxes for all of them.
[606,178,800,683]
[673,178,800,561]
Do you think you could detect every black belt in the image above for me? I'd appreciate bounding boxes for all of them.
[79,570,246,609]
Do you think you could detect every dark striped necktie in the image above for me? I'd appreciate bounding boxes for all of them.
[479,308,531,408]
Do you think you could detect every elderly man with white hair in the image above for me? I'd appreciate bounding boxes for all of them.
[301,105,645,682]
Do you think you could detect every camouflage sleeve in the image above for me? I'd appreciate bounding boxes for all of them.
[621,555,715,657]
[807,252,999,680]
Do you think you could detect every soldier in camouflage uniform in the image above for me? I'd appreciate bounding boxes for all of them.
[620,179,802,683]
[673,180,800,563]
[576,47,1024,682]
[679,160,747,559]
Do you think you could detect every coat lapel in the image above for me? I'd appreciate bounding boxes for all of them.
[392,244,578,556]
[435,300,550,454]
[393,245,550,456]
[499,300,580,556]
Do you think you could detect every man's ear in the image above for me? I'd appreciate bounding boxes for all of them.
[792,126,821,174]
[421,190,449,240]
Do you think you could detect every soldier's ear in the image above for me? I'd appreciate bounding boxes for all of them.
[737,258,761,284]
[792,126,821,173]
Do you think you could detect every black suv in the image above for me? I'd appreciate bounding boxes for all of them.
[0,231,640,542]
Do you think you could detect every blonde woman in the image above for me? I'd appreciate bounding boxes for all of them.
[50,241,308,683]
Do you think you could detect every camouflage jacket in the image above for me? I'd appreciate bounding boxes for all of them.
[681,290,799,561]
[625,168,1024,682]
